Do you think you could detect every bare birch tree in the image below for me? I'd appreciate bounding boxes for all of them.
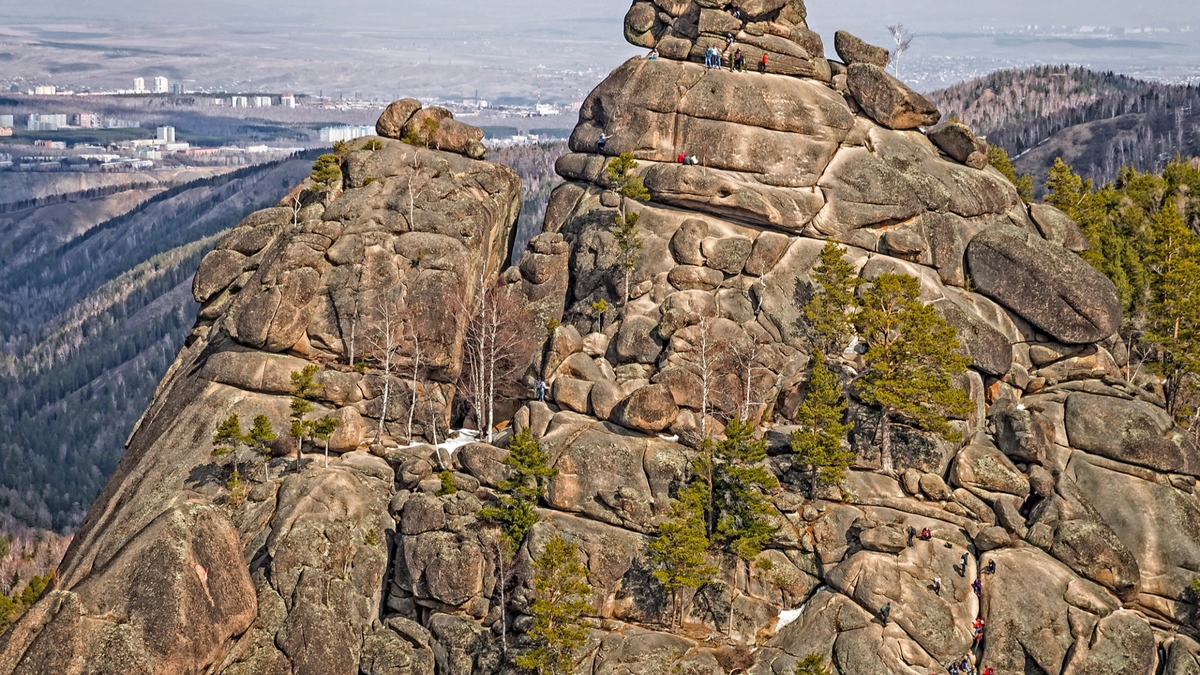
[461,281,535,443]
[407,330,422,443]
[366,287,406,443]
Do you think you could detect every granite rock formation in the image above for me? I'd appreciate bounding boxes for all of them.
[3,2,1200,674]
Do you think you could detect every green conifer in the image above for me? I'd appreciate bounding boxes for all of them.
[987,145,1033,202]
[1143,201,1200,418]
[289,365,322,468]
[854,273,973,475]
[606,153,651,306]
[245,414,278,481]
[478,428,557,546]
[791,351,856,497]
[794,653,833,675]
[515,537,593,675]
[212,413,245,480]
[805,241,861,355]
[649,486,717,629]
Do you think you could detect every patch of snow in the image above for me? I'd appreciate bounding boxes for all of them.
[1016,403,1026,411]
[776,607,805,631]
[438,429,479,456]
[657,434,680,442]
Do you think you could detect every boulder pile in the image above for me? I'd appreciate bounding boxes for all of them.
[3,2,1199,674]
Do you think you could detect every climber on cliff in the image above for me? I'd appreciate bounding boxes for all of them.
[984,559,996,575]
[726,32,735,48]
[534,379,547,402]
[932,576,942,596]
[726,3,742,20]
[596,133,608,151]
[973,577,982,596]
[919,527,932,541]
[879,603,891,626]
[907,526,916,547]
[648,47,659,60]
[960,552,969,577]
[949,664,960,675]
[972,617,985,645]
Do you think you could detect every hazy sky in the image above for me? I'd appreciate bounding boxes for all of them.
[6,0,1196,31]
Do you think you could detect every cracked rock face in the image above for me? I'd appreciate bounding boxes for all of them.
[3,1,1198,673]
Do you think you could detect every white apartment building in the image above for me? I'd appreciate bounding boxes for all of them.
[319,125,375,143]
[252,96,272,107]
[156,126,176,143]
[153,77,169,94]
[0,115,13,127]
[27,114,68,131]
[280,93,296,108]
[33,85,57,96]
[133,78,146,93]
[231,96,249,108]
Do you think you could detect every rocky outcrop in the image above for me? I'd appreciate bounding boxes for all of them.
[5,1,1200,673]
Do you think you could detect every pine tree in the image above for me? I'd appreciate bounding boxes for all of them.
[854,273,974,475]
[290,365,322,469]
[649,486,717,629]
[791,351,856,497]
[212,413,245,481]
[1143,201,1200,419]
[794,653,833,675]
[312,415,340,468]
[606,153,651,306]
[711,417,779,560]
[987,145,1033,202]
[245,414,278,482]
[478,429,558,546]
[515,537,593,675]
[309,154,342,194]
[805,241,861,355]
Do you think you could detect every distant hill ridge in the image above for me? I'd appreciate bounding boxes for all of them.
[930,64,1200,188]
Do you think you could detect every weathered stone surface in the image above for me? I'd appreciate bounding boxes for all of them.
[833,30,889,67]
[194,249,248,303]
[1066,392,1200,476]
[1030,203,1090,252]
[376,98,423,139]
[927,120,989,169]
[967,225,1122,344]
[846,63,941,130]
[612,384,680,434]
[953,443,1031,499]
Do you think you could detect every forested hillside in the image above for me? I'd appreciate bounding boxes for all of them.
[0,143,565,533]
[930,65,1200,189]
[0,158,316,531]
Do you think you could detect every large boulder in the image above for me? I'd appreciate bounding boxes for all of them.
[1065,392,1200,476]
[846,63,941,130]
[1030,203,1090,252]
[927,120,988,170]
[833,30,889,67]
[376,98,424,139]
[612,384,680,434]
[966,225,1122,344]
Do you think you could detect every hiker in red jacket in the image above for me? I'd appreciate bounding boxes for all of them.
[759,52,768,73]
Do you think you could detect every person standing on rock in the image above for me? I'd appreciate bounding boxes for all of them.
[960,552,969,577]
[534,379,547,402]
[907,526,916,546]
[932,576,942,596]
[596,133,608,151]
[733,48,745,72]
[759,52,767,73]
[879,603,891,626]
